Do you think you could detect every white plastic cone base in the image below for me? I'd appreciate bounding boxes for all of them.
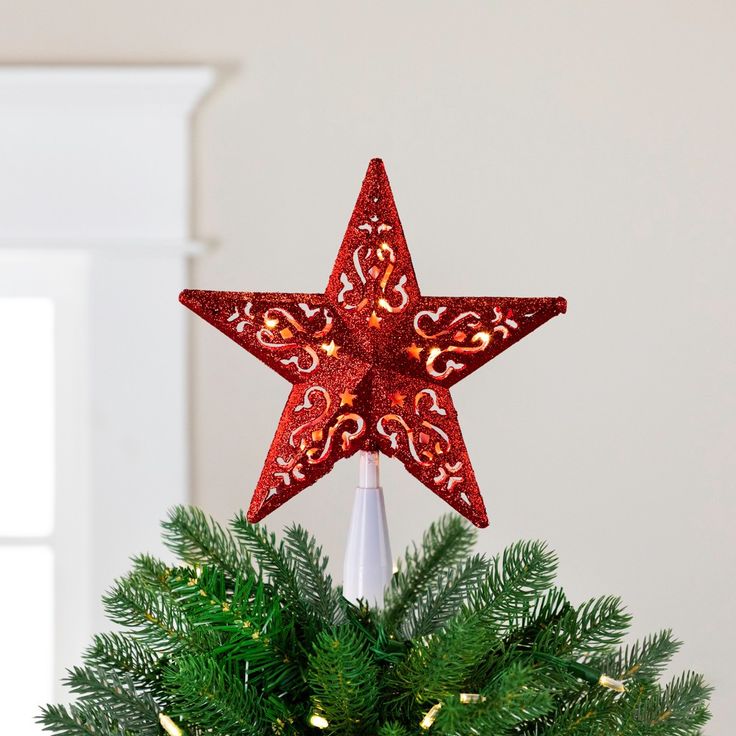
[342,452,392,605]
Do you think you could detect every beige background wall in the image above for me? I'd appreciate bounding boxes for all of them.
[1,1,733,730]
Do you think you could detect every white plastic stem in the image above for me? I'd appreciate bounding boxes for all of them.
[342,451,393,606]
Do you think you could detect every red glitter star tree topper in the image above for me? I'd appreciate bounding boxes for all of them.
[181,160,566,527]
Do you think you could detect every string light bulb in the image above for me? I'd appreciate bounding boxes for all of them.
[599,674,626,693]
[419,703,442,730]
[459,693,486,704]
[159,714,183,736]
[419,693,486,729]
[308,712,329,729]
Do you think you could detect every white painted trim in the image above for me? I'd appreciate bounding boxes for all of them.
[0,66,215,112]
[0,65,215,704]
[0,66,215,240]
[0,238,210,256]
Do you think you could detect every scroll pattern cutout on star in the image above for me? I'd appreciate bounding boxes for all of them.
[410,303,519,381]
[265,385,366,504]
[225,299,336,378]
[377,387,475,509]
[337,220,413,325]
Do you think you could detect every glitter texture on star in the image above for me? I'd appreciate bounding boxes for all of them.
[180,159,566,526]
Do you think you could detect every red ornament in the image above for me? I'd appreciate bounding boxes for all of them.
[181,160,566,527]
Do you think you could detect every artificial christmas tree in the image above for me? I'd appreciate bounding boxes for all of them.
[39,508,710,735]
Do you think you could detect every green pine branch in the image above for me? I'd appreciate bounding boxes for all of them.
[307,625,380,735]
[401,553,489,639]
[39,703,127,736]
[129,554,175,590]
[434,662,554,735]
[383,515,477,632]
[377,723,414,736]
[389,609,496,710]
[63,666,159,733]
[162,505,251,582]
[85,632,165,692]
[538,595,631,659]
[41,509,711,736]
[231,512,313,619]
[103,572,193,652]
[590,629,682,683]
[637,672,712,736]
[168,564,303,695]
[283,523,342,624]
[537,688,623,736]
[164,654,276,736]
[472,540,558,633]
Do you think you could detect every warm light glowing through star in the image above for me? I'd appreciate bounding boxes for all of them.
[406,343,423,360]
[320,340,340,357]
[367,311,382,328]
[390,391,406,407]
[339,390,357,407]
[179,158,566,527]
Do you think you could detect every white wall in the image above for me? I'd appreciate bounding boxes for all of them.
[1,1,733,730]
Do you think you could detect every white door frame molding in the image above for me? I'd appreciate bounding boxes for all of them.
[0,66,215,696]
